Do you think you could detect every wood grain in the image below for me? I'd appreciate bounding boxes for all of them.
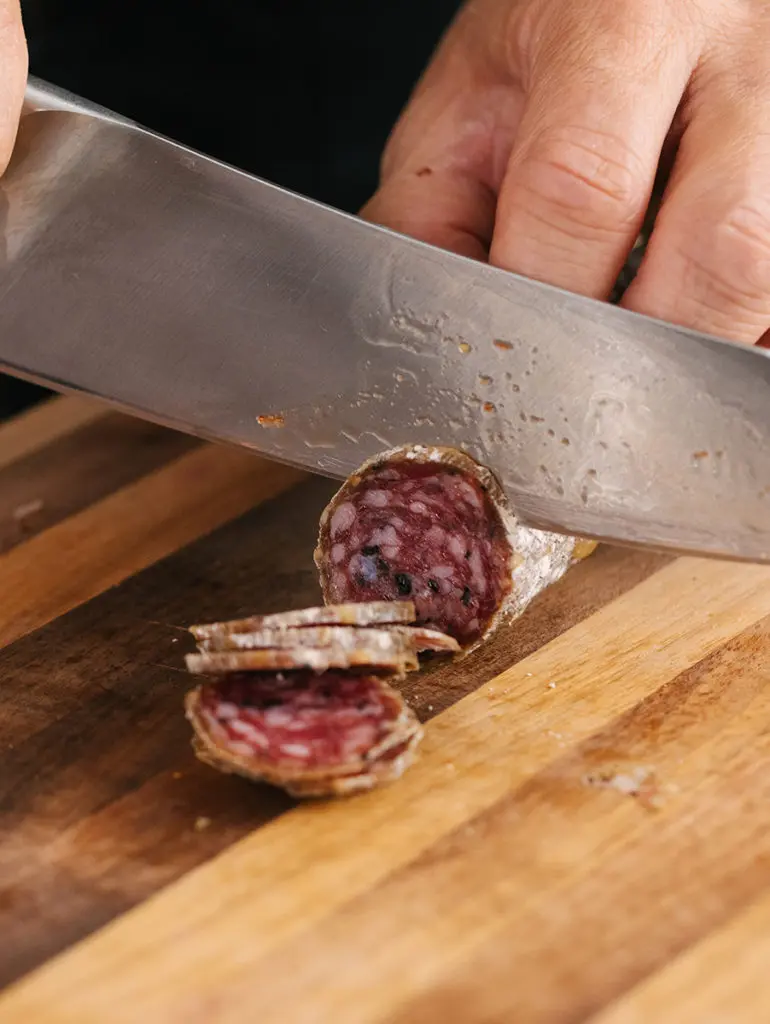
[2,556,769,1021]
[0,477,663,993]
[0,445,303,648]
[2,400,770,1023]
[0,410,197,554]
[0,396,105,471]
[592,891,770,1024]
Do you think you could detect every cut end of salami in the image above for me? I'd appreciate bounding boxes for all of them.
[315,446,521,648]
[185,671,422,798]
[315,445,589,650]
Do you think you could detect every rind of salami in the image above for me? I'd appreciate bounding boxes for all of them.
[315,445,583,651]
[197,624,460,655]
[184,671,422,799]
[189,600,416,641]
[185,643,418,676]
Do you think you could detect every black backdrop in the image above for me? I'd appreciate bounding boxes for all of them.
[2,0,460,418]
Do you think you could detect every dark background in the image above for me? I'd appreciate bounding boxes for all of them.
[1,0,461,419]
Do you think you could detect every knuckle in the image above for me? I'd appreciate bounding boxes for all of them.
[515,126,648,235]
[677,200,770,309]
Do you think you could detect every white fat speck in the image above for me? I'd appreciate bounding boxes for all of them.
[457,480,482,509]
[286,719,312,731]
[469,548,487,595]
[201,709,228,741]
[426,525,446,545]
[281,742,311,759]
[410,501,429,514]
[362,489,388,508]
[467,618,479,633]
[430,565,455,579]
[215,702,240,720]
[381,525,399,545]
[382,545,400,559]
[331,543,346,565]
[391,517,405,529]
[330,502,356,537]
[448,535,466,559]
[263,707,294,727]
[230,720,270,748]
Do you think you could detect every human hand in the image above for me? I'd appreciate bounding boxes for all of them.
[0,0,26,174]
[363,0,770,344]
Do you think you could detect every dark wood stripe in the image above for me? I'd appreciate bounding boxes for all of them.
[0,475,667,989]
[0,412,197,555]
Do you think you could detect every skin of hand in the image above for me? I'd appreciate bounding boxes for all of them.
[0,0,26,175]
[362,0,770,345]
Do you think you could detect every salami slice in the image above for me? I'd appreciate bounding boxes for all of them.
[189,600,416,642]
[185,670,422,798]
[186,640,418,677]
[315,445,587,650]
[197,624,460,655]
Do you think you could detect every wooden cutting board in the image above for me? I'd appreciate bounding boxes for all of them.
[1,395,770,1023]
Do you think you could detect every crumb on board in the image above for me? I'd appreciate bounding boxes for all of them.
[256,414,286,428]
[194,816,212,832]
[13,498,44,522]
[583,765,663,811]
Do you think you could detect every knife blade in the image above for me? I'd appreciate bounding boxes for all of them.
[1,77,769,563]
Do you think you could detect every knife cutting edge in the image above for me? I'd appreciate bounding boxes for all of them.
[1,77,768,563]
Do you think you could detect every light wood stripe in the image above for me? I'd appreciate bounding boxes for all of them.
[2,557,769,1021]
[591,892,770,1024]
[0,445,305,649]
[0,396,106,471]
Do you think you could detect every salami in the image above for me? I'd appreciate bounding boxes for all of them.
[315,445,590,650]
[189,600,416,642]
[185,640,418,677]
[185,670,422,798]
[197,624,460,655]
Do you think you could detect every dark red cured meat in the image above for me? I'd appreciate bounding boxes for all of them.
[193,671,412,773]
[316,453,514,647]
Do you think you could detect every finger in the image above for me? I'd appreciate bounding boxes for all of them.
[490,1,697,299]
[361,5,524,260]
[0,0,26,174]
[624,58,770,343]
[361,158,497,262]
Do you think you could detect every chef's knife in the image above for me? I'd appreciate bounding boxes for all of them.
[2,78,769,563]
